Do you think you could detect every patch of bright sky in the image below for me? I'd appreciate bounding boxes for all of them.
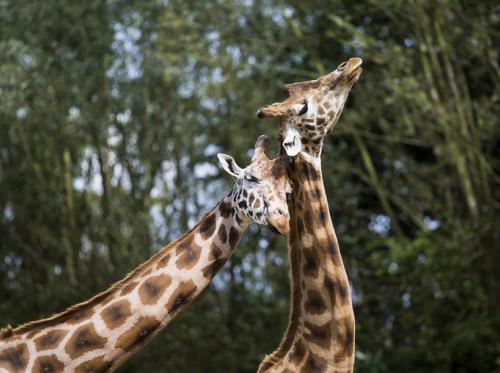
[393,159,405,175]
[3,203,14,222]
[3,253,21,268]
[79,234,92,260]
[204,144,220,157]
[388,262,399,274]
[53,265,62,276]
[73,147,103,194]
[432,281,443,299]
[350,282,360,305]
[404,38,416,47]
[194,162,218,179]
[423,216,440,231]
[116,109,131,125]
[108,21,143,81]
[401,292,411,308]
[16,107,27,118]
[20,53,34,69]
[68,107,80,121]
[150,204,168,239]
[369,213,391,236]
[206,31,220,56]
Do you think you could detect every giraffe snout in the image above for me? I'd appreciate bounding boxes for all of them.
[268,208,290,235]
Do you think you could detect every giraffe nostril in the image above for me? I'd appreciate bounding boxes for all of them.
[284,137,295,148]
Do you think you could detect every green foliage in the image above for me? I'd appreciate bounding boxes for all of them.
[0,0,499,372]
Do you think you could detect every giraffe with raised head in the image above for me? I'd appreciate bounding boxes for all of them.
[256,58,363,373]
[0,135,291,373]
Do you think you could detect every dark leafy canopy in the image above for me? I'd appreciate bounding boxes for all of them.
[0,0,499,372]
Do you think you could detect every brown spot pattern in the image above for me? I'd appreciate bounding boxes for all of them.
[115,316,160,352]
[101,299,132,329]
[217,224,227,243]
[199,213,216,239]
[304,321,331,350]
[335,315,355,361]
[74,355,111,373]
[175,237,202,270]
[302,248,320,278]
[26,329,40,339]
[64,323,107,359]
[218,201,232,218]
[303,210,313,230]
[297,219,305,237]
[166,280,197,315]
[317,208,326,225]
[228,227,240,249]
[301,163,320,180]
[157,253,171,268]
[120,281,138,296]
[0,343,29,372]
[34,329,68,351]
[301,353,327,373]
[66,308,94,325]
[324,275,349,305]
[202,258,227,279]
[138,274,172,305]
[289,339,306,365]
[304,289,327,315]
[33,355,64,373]
[209,244,222,260]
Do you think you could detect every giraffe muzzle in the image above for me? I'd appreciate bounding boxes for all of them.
[268,215,290,235]
[282,127,301,157]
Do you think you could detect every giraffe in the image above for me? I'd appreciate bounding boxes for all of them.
[0,135,291,373]
[256,57,363,373]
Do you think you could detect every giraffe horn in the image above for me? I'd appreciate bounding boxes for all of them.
[253,135,271,160]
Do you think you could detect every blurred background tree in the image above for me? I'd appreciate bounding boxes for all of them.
[0,0,498,371]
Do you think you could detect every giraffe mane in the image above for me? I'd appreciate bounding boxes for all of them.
[0,205,220,340]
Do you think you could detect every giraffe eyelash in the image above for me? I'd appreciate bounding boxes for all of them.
[298,100,308,115]
[244,175,260,183]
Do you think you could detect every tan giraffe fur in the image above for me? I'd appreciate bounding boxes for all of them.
[0,136,291,373]
[256,58,363,373]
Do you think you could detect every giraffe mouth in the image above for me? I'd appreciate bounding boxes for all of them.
[282,127,301,157]
[348,66,363,82]
[267,216,290,234]
[346,58,363,82]
[268,224,281,235]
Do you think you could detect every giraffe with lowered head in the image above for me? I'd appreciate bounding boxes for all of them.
[256,58,363,373]
[0,135,291,373]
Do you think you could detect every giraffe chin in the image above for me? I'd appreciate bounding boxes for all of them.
[268,217,290,235]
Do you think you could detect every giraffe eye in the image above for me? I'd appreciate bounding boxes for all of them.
[338,61,347,71]
[244,174,260,183]
[298,100,308,115]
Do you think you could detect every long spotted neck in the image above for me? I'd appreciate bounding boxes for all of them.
[259,156,355,373]
[0,196,248,373]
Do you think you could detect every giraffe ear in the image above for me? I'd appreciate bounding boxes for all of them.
[217,153,243,178]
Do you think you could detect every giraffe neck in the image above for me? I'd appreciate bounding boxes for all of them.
[0,196,248,373]
[259,156,355,373]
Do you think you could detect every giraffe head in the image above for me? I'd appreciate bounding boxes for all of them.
[256,57,362,158]
[218,135,291,234]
